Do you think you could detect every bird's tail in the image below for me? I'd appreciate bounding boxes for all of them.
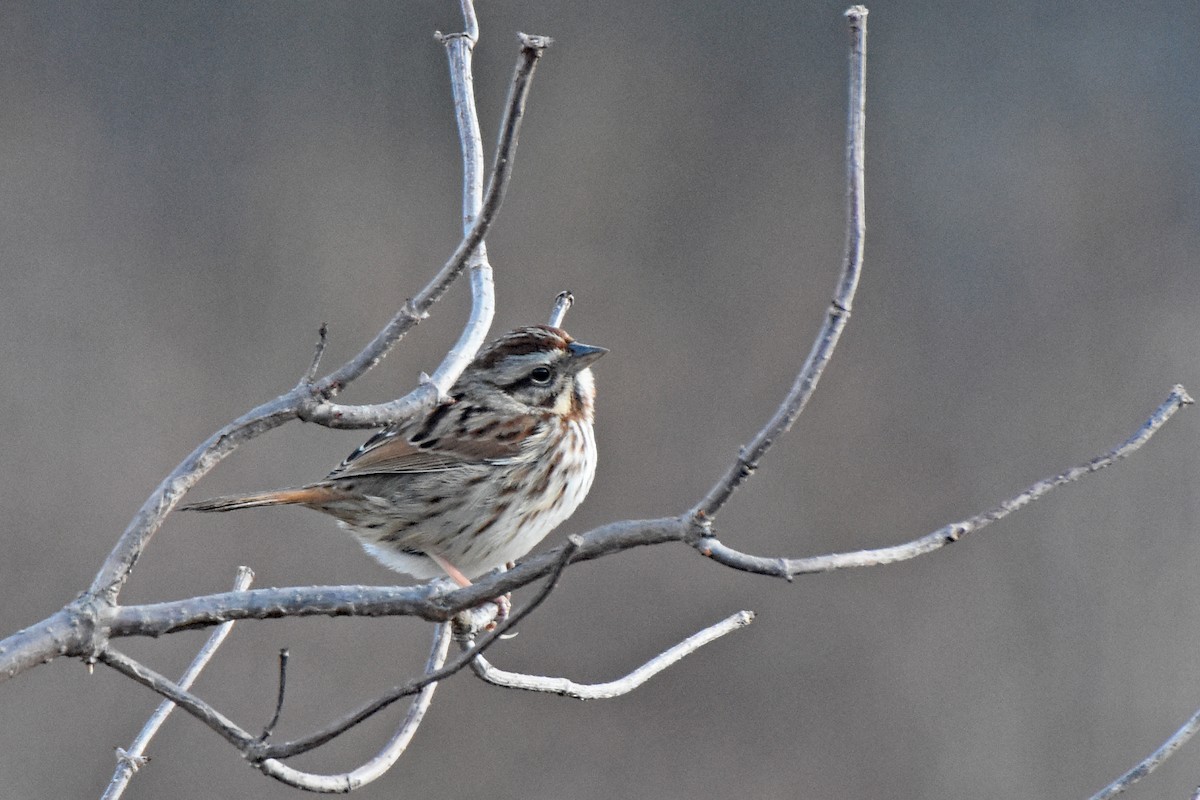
[181,486,338,512]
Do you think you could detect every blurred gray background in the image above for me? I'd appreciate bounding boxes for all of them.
[1,1,1199,798]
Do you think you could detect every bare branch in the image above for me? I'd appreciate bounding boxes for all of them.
[691,6,868,522]
[696,385,1195,578]
[77,31,551,609]
[548,291,574,327]
[1086,705,1200,800]
[467,611,754,699]
[92,376,1190,642]
[102,567,255,799]
[260,536,579,761]
[257,624,452,792]
[302,32,553,429]
[426,2,494,400]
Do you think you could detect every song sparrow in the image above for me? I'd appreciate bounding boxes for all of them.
[183,325,605,587]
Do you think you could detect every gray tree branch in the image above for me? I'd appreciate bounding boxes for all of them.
[0,5,1193,798]
[0,25,550,682]
[102,567,255,800]
[256,624,452,793]
[465,611,755,699]
[1087,705,1200,800]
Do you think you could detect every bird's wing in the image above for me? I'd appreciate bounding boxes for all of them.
[326,416,532,478]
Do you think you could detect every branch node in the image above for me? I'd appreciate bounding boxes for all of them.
[418,372,455,406]
[114,747,150,771]
[402,299,429,323]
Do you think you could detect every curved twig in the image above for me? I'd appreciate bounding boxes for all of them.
[1086,704,1200,800]
[258,536,579,760]
[466,611,754,699]
[690,5,868,523]
[257,624,452,792]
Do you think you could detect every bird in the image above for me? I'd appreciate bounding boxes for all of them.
[182,325,605,587]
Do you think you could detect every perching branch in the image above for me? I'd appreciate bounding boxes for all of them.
[100,536,577,768]
[257,536,579,762]
[91,378,1190,639]
[466,610,754,699]
[0,22,552,684]
[0,6,1193,798]
[80,31,549,608]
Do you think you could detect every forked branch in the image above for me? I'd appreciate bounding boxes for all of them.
[85,30,550,606]
[695,385,1194,578]
[102,567,256,800]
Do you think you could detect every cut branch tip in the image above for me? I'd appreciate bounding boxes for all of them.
[518,32,554,51]
[548,291,574,327]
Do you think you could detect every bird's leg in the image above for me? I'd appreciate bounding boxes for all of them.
[426,551,472,588]
[426,551,510,630]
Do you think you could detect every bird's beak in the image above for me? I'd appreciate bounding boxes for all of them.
[566,341,608,369]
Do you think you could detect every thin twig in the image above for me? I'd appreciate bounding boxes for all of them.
[258,648,289,742]
[697,385,1195,578]
[102,567,255,800]
[302,32,552,429]
[690,5,868,522]
[467,611,754,699]
[1086,705,1200,800]
[548,291,574,327]
[260,536,580,760]
[299,324,328,387]
[257,624,452,792]
[97,648,260,752]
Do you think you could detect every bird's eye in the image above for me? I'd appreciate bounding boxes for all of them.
[529,366,553,384]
